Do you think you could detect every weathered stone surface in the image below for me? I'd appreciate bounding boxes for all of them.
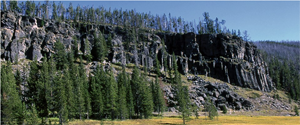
[163,80,254,111]
[1,11,273,92]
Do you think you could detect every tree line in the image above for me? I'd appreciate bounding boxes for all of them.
[1,35,218,124]
[1,40,167,124]
[255,41,300,100]
[1,0,250,40]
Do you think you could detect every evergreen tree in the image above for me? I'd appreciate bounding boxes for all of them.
[90,65,104,119]
[117,66,129,119]
[54,71,68,124]
[107,67,118,119]
[48,55,57,117]
[155,55,161,76]
[63,64,75,120]
[79,57,91,119]
[26,57,39,109]
[295,105,299,116]
[25,0,35,17]
[173,53,181,85]
[1,62,24,124]
[26,104,39,124]
[71,60,85,120]
[38,56,50,123]
[52,1,57,20]
[177,85,191,124]
[2,0,7,11]
[126,72,134,119]
[54,40,67,70]
[152,76,165,115]
[205,96,218,120]
[139,66,154,119]
[9,0,19,12]
[131,66,142,117]
[93,32,106,61]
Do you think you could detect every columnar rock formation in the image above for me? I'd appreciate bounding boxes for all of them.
[1,11,274,92]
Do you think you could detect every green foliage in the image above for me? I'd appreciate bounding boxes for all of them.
[107,67,118,119]
[1,62,24,124]
[52,1,57,20]
[25,0,35,17]
[131,66,153,119]
[155,55,161,76]
[117,66,129,119]
[222,105,227,114]
[205,96,218,120]
[1,0,7,11]
[152,76,165,115]
[92,32,107,61]
[54,70,68,124]
[54,40,67,70]
[177,85,191,124]
[26,104,39,124]
[295,105,299,116]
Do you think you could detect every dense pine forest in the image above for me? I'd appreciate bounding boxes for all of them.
[254,41,300,100]
[0,0,213,124]
[1,0,299,125]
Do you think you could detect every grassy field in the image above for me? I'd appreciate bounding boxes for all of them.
[68,116,300,125]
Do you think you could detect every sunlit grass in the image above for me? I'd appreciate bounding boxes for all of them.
[69,116,300,125]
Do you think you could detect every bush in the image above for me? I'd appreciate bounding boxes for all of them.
[222,105,227,114]
[295,105,299,116]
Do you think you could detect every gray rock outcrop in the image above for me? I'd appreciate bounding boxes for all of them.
[1,11,274,92]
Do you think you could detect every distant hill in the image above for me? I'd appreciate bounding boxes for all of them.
[254,41,300,100]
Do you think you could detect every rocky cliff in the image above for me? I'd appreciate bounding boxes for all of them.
[1,11,274,92]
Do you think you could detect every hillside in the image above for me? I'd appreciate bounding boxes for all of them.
[1,5,299,125]
[1,10,273,92]
[254,41,300,100]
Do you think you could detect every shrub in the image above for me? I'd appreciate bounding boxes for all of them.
[222,105,227,114]
[295,105,299,116]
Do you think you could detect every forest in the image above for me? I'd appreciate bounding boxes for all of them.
[254,41,300,101]
[1,0,250,38]
[1,0,299,125]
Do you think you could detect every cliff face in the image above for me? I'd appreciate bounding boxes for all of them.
[1,11,274,92]
[158,33,274,92]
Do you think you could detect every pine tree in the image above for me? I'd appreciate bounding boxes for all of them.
[117,66,129,119]
[54,40,67,70]
[26,57,39,109]
[48,55,57,117]
[71,62,85,120]
[1,62,24,124]
[126,73,134,119]
[205,95,218,120]
[1,0,7,11]
[177,85,191,124]
[26,104,39,124]
[131,66,142,117]
[54,71,68,124]
[38,56,50,123]
[9,0,19,12]
[173,53,181,85]
[140,66,154,119]
[108,67,118,119]
[52,1,57,20]
[90,65,104,119]
[152,76,165,116]
[79,57,91,119]
[155,55,161,76]
[93,32,106,61]
[25,0,35,17]
[63,64,75,120]
[295,105,299,116]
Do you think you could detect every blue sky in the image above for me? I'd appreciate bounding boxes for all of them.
[58,1,299,41]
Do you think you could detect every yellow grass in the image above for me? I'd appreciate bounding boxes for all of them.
[69,116,300,125]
